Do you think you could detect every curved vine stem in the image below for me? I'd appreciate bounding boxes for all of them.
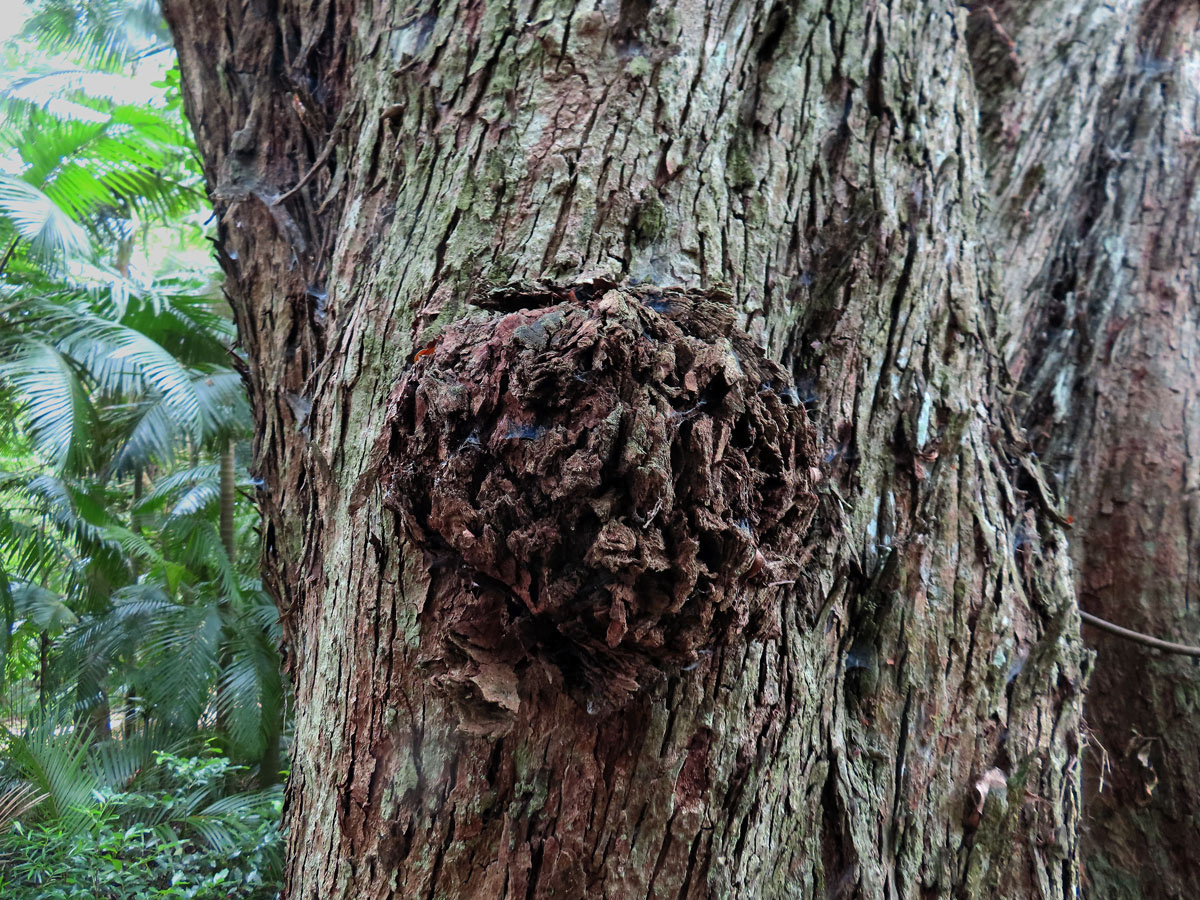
[1080,610,1200,658]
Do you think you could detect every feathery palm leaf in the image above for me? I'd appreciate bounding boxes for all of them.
[135,599,221,733]
[0,90,199,265]
[217,619,283,759]
[0,780,48,828]
[0,339,94,472]
[0,472,131,612]
[0,177,91,263]
[131,462,219,514]
[0,712,99,834]
[160,515,241,600]
[0,510,75,590]
[10,580,78,633]
[108,370,249,476]
[90,725,188,790]
[21,0,170,74]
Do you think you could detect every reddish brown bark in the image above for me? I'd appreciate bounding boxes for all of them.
[970,2,1200,895]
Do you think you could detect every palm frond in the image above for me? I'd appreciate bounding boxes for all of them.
[90,726,188,791]
[134,599,222,731]
[0,509,75,588]
[107,372,248,476]
[0,340,94,472]
[44,307,204,437]
[176,784,282,852]
[194,371,251,442]
[10,579,78,633]
[1,101,200,243]
[0,177,91,263]
[160,516,241,599]
[21,0,170,73]
[98,523,163,568]
[0,712,100,834]
[1,71,154,122]
[0,473,132,607]
[0,780,49,828]
[6,472,123,551]
[106,397,176,475]
[59,583,172,674]
[170,479,219,517]
[119,292,234,364]
[132,463,219,514]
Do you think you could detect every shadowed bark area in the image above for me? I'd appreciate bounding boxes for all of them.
[163,2,1089,898]
[969,2,1200,895]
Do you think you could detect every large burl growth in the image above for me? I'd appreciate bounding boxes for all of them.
[375,285,819,732]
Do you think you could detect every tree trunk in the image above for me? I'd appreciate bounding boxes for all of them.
[219,438,237,561]
[968,3,1200,896]
[162,2,1113,897]
[38,629,47,712]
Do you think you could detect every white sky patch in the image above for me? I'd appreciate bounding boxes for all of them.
[0,0,27,42]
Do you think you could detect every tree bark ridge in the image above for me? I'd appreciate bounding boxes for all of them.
[969,3,1200,894]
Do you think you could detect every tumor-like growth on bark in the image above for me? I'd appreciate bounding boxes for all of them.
[379,285,819,727]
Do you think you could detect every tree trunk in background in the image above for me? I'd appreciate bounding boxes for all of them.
[219,438,237,561]
[155,1,1200,897]
[38,630,47,712]
[968,2,1200,896]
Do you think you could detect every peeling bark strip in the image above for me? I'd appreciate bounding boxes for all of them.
[379,284,818,723]
[163,1,1096,898]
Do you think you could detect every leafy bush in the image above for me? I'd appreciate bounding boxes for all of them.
[0,753,282,900]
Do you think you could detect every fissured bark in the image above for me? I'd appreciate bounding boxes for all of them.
[164,2,1097,897]
[970,2,1200,896]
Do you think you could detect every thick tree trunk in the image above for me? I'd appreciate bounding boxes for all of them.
[161,1,1114,897]
[969,3,1200,896]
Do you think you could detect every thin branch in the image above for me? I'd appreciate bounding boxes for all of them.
[1079,610,1200,658]
[273,139,337,206]
[0,238,20,275]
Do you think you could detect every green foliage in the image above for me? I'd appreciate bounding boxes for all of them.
[0,4,286,898]
[20,0,170,74]
[0,751,283,900]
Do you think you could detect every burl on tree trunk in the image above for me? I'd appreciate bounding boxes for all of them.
[369,285,820,726]
[158,0,1200,897]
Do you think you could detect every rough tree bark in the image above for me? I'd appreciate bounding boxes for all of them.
[969,2,1200,896]
[156,0,1200,897]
